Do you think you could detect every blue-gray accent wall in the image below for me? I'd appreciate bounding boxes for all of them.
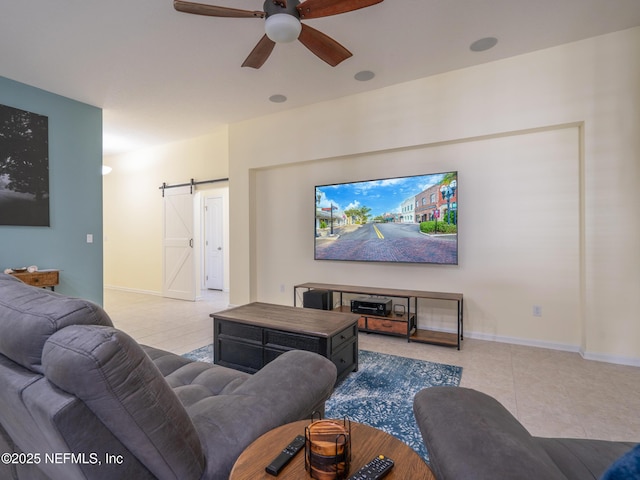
[0,76,103,304]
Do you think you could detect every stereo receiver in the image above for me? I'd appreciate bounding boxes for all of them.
[350,297,392,316]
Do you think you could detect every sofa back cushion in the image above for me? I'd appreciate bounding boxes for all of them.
[0,353,156,480]
[42,325,204,480]
[0,274,113,373]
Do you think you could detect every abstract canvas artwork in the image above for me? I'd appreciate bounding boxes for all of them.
[0,104,49,226]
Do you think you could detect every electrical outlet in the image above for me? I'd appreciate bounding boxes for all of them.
[532,305,542,317]
[280,284,285,293]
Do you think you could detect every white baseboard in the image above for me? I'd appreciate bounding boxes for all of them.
[105,285,233,307]
[428,326,640,367]
[580,350,640,368]
[468,331,640,366]
[104,285,162,296]
[464,330,580,353]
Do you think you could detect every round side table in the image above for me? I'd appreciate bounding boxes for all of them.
[230,419,435,480]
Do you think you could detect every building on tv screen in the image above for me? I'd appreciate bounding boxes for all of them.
[314,171,458,264]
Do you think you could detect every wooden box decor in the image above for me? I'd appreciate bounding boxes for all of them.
[6,267,59,291]
[305,418,351,480]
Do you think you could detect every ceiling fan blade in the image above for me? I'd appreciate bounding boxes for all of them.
[298,23,352,67]
[297,0,382,19]
[174,0,265,18]
[242,35,276,68]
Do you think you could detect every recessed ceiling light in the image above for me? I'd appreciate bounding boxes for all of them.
[470,37,498,52]
[269,94,287,103]
[354,70,375,82]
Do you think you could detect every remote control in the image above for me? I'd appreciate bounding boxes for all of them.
[347,455,394,480]
[265,434,305,476]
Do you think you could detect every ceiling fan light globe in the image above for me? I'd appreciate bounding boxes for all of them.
[265,14,302,43]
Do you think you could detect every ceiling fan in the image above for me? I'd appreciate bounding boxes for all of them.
[173,0,383,68]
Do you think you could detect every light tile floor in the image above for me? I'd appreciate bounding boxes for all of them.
[105,288,640,443]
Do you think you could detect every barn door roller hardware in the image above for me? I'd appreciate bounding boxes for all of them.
[159,177,229,197]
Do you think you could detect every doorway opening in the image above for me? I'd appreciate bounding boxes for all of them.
[162,185,229,301]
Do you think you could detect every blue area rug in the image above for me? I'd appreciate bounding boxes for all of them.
[183,344,213,362]
[182,346,462,462]
[326,350,462,463]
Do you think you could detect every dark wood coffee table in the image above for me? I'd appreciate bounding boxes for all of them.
[211,302,359,382]
[229,419,435,480]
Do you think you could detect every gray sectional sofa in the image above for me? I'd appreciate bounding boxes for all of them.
[0,274,337,480]
[413,386,639,480]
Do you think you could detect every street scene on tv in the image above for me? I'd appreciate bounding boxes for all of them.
[315,172,458,264]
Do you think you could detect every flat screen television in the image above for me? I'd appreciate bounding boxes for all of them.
[314,171,458,264]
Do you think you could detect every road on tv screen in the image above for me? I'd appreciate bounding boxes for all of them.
[315,223,457,264]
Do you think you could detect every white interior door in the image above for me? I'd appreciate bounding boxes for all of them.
[163,186,196,301]
[205,196,224,290]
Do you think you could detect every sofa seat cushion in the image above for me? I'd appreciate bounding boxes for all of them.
[42,325,204,480]
[0,274,113,373]
[536,438,638,480]
[143,346,251,402]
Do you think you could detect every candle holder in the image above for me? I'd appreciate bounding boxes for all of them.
[305,418,351,480]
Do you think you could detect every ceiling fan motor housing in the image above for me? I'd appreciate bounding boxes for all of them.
[264,0,301,18]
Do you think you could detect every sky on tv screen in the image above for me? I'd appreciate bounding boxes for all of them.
[316,173,446,216]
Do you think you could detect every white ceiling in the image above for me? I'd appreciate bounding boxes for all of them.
[2,0,640,155]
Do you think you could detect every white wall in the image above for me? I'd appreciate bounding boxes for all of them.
[104,128,229,294]
[229,28,640,364]
[254,127,580,348]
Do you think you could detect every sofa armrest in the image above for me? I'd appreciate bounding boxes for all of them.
[413,387,566,480]
[183,350,337,479]
[232,349,337,418]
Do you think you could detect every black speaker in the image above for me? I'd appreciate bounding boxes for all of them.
[303,289,333,310]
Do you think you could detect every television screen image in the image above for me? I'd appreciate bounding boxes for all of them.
[315,171,458,264]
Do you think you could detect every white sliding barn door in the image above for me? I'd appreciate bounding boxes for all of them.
[162,186,196,301]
